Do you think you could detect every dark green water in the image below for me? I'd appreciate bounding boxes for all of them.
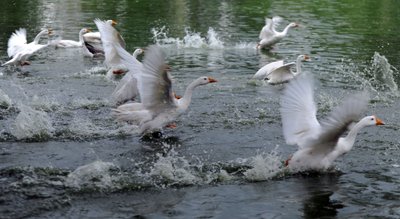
[1,0,400,218]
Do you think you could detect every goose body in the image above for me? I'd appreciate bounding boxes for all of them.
[113,45,217,134]
[281,73,384,171]
[257,16,298,49]
[55,28,90,48]
[254,55,310,84]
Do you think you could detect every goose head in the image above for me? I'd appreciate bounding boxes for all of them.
[360,115,385,127]
[194,76,218,86]
[298,54,311,62]
[106,20,118,26]
[80,28,91,35]
[289,22,299,28]
[132,48,144,58]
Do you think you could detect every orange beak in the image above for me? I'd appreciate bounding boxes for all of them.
[112,20,118,26]
[303,54,311,61]
[208,77,218,83]
[174,93,182,99]
[375,116,384,125]
[294,23,300,27]
[86,28,92,32]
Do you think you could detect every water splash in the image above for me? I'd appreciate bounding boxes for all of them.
[11,105,54,141]
[152,26,224,49]
[0,89,12,109]
[66,160,120,190]
[31,95,62,112]
[337,52,399,102]
[147,148,202,186]
[242,149,284,181]
[369,52,398,92]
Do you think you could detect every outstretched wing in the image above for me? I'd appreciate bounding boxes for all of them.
[265,62,296,83]
[140,45,176,114]
[253,60,284,80]
[280,73,321,148]
[94,18,124,67]
[259,18,274,40]
[7,28,27,57]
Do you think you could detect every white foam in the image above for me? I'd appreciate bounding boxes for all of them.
[148,148,200,186]
[11,105,54,140]
[66,160,119,189]
[0,89,12,109]
[243,149,283,181]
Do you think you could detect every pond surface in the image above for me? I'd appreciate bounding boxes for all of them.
[1,0,400,218]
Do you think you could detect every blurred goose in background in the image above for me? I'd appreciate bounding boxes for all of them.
[281,73,384,172]
[2,28,52,66]
[257,16,298,49]
[93,18,130,77]
[253,54,310,84]
[54,28,91,48]
[113,45,217,135]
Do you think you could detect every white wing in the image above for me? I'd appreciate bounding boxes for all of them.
[265,62,296,84]
[271,16,283,29]
[112,71,139,104]
[94,18,124,68]
[140,45,176,114]
[7,28,27,57]
[259,18,274,40]
[280,73,321,148]
[112,43,142,103]
[253,60,284,79]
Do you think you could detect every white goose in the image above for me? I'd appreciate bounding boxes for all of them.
[54,28,91,48]
[113,45,217,134]
[253,54,310,84]
[3,28,51,66]
[281,73,384,172]
[111,48,145,104]
[257,16,298,49]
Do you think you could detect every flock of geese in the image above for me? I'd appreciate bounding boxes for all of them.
[1,17,385,172]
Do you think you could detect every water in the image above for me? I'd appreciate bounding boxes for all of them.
[1,0,400,218]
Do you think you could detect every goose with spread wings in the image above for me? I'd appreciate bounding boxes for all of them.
[3,28,52,66]
[281,73,384,171]
[257,16,298,49]
[253,54,310,84]
[113,45,217,134]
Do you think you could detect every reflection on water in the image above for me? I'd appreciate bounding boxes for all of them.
[1,0,400,218]
[298,173,344,219]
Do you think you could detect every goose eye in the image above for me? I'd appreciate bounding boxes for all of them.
[370,118,374,121]
[204,78,207,80]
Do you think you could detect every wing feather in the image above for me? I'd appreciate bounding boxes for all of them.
[140,45,175,114]
[7,28,27,57]
[94,18,123,67]
[280,73,321,148]
[266,63,295,84]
